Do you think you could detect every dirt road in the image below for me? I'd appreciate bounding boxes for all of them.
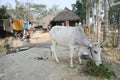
[0,41,99,80]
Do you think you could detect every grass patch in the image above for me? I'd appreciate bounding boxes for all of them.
[0,40,7,55]
[83,59,116,79]
[0,45,6,53]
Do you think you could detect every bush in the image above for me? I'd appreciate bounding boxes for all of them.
[83,59,116,79]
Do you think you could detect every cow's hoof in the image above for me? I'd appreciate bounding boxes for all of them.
[70,64,74,68]
[69,65,76,69]
[56,60,59,64]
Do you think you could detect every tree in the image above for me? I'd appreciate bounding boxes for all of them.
[103,0,109,43]
[92,0,98,33]
[47,5,61,14]
[2,0,61,21]
[108,0,120,47]
[86,0,92,27]
[72,0,86,24]
[14,0,47,20]
[32,4,47,20]
[112,3,120,47]
[113,0,120,48]
[15,0,29,20]
[0,5,10,19]
[118,11,120,48]
[96,0,102,43]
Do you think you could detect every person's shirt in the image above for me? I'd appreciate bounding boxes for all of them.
[24,23,29,30]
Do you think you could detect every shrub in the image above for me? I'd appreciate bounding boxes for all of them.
[83,59,116,79]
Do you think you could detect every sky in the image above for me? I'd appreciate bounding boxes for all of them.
[0,0,76,10]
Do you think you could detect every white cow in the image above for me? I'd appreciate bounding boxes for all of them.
[49,26,102,67]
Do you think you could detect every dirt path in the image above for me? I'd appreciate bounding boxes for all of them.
[0,41,98,80]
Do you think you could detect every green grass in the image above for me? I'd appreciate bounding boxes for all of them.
[82,59,116,79]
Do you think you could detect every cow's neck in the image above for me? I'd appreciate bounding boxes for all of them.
[83,38,93,47]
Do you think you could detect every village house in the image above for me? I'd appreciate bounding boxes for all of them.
[36,7,80,31]
[51,7,80,28]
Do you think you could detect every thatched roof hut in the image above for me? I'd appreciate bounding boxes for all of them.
[36,7,80,31]
[53,7,80,21]
[51,7,80,27]
[37,13,57,30]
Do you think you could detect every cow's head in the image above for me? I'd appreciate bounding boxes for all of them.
[88,42,102,66]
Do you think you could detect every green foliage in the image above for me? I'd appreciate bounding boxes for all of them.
[83,59,116,79]
[32,4,46,9]
[0,5,10,19]
[32,3,47,19]
[107,33,118,47]
[47,5,61,14]
[113,0,120,3]
[14,0,61,20]
[72,0,86,24]
[108,1,120,47]
[109,1,120,26]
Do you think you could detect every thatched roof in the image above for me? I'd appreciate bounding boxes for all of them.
[38,13,57,28]
[52,7,80,21]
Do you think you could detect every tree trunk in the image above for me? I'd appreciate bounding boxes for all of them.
[93,2,97,33]
[86,1,90,26]
[118,13,120,48]
[96,0,101,43]
[86,0,93,34]
[103,0,109,43]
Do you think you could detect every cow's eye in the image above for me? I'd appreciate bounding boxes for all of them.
[100,46,103,48]
[94,51,97,54]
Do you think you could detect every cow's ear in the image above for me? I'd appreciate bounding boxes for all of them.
[88,47,90,49]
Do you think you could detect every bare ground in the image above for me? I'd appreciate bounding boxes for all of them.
[0,42,98,80]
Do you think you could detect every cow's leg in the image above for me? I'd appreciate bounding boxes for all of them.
[76,48,82,65]
[69,45,74,67]
[51,40,59,63]
[75,47,82,64]
[78,50,82,65]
